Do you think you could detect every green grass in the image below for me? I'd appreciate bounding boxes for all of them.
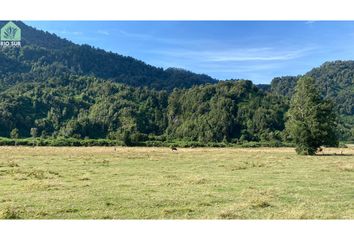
[0,146,353,219]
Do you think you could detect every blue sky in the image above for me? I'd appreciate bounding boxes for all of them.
[25,21,354,84]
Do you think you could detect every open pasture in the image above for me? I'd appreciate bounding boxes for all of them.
[0,146,353,219]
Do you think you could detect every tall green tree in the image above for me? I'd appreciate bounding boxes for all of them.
[286,76,338,155]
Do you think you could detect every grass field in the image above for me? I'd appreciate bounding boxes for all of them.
[0,146,353,219]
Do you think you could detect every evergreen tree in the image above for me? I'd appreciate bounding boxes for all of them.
[286,76,338,155]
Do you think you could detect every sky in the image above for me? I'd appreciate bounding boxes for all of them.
[25,21,354,84]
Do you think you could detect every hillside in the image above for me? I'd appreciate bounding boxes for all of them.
[1,76,288,142]
[271,61,354,116]
[0,21,352,142]
[270,61,354,141]
[0,21,217,91]
[166,80,288,142]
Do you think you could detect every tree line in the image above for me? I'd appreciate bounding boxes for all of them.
[0,74,345,152]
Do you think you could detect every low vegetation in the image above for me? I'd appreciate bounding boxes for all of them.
[0,146,353,219]
[0,136,295,148]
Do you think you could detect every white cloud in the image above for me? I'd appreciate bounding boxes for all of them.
[57,30,83,36]
[118,30,216,46]
[148,47,315,62]
[97,30,110,36]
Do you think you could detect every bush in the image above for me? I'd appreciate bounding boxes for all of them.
[0,137,295,148]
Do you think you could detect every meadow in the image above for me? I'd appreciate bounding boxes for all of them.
[0,146,353,219]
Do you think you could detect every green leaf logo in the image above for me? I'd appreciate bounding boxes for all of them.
[1,21,21,42]
[3,26,18,40]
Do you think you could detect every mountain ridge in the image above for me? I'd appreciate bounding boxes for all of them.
[0,21,217,91]
[271,60,354,115]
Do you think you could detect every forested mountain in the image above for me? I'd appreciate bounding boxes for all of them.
[270,61,354,141]
[0,21,352,143]
[0,76,168,140]
[0,77,289,142]
[306,61,354,115]
[271,61,354,116]
[0,21,217,91]
[270,76,299,97]
[166,80,288,142]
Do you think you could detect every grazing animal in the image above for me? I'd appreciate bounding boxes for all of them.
[171,147,178,152]
[318,147,323,154]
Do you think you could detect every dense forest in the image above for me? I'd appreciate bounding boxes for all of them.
[0,21,353,145]
[0,21,216,91]
[271,61,354,141]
